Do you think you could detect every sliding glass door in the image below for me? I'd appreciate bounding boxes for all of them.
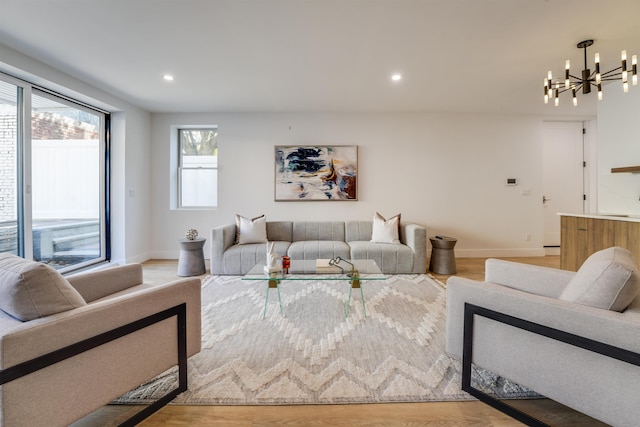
[31,91,106,270]
[0,74,109,272]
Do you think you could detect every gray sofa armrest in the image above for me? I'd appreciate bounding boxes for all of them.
[446,276,640,360]
[67,263,143,303]
[401,223,427,273]
[210,224,236,274]
[485,259,574,298]
[0,277,202,367]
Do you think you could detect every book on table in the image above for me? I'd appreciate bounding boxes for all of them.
[315,258,342,273]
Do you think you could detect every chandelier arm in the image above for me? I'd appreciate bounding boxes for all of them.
[600,67,623,77]
[556,87,575,95]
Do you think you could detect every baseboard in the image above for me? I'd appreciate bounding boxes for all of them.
[452,248,547,258]
[544,247,560,256]
[145,249,182,261]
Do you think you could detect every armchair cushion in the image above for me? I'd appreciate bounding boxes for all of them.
[0,253,86,321]
[559,246,640,311]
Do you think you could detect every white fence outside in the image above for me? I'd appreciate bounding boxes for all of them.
[31,139,100,220]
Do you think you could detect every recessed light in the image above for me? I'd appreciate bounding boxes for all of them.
[163,74,175,81]
[391,73,402,82]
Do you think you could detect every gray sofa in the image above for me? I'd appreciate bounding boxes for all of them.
[210,220,427,274]
[0,256,201,427]
[446,247,640,427]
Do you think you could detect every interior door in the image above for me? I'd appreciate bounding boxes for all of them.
[543,121,585,247]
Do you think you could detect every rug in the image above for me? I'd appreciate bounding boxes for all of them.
[117,274,534,405]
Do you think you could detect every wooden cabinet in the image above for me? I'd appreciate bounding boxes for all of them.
[560,215,640,271]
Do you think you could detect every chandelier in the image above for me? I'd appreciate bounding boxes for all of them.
[544,40,637,106]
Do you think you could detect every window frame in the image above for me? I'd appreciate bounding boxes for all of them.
[0,71,111,273]
[177,127,218,209]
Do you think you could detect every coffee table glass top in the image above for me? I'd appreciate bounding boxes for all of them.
[242,259,386,280]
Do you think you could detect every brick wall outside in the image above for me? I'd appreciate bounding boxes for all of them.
[0,113,16,222]
[31,112,99,140]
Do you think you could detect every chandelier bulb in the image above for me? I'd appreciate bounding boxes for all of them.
[624,81,629,93]
[554,97,559,107]
[595,52,600,64]
[598,87,603,101]
[622,50,628,61]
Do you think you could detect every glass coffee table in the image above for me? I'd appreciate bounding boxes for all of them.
[242,259,386,318]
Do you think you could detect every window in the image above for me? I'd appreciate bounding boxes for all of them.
[178,128,217,208]
[0,73,110,272]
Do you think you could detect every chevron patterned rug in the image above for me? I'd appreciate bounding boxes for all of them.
[117,274,533,405]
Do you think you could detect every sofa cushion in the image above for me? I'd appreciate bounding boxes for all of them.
[287,241,350,260]
[345,221,373,242]
[266,221,293,242]
[0,253,86,321]
[235,214,268,244]
[559,247,640,311]
[292,222,345,242]
[371,212,401,244]
[222,241,291,274]
[349,241,413,273]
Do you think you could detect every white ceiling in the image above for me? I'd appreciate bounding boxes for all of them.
[1,0,640,116]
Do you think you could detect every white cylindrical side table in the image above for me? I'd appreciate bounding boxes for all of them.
[177,238,206,276]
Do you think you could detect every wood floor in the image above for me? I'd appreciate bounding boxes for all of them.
[74,256,605,427]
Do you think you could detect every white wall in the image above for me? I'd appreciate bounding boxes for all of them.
[597,86,640,215]
[150,112,547,259]
[113,108,152,264]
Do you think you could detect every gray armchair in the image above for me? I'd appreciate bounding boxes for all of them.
[446,247,640,427]
[0,255,201,427]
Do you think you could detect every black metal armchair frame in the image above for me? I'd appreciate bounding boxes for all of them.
[0,303,187,427]
[462,302,640,427]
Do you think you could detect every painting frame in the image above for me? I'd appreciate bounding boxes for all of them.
[274,145,358,201]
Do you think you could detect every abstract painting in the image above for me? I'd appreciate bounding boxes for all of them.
[275,145,358,201]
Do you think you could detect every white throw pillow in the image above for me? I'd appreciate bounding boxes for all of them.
[559,246,640,312]
[0,253,87,321]
[371,212,401,244]
[235,214,268,245]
